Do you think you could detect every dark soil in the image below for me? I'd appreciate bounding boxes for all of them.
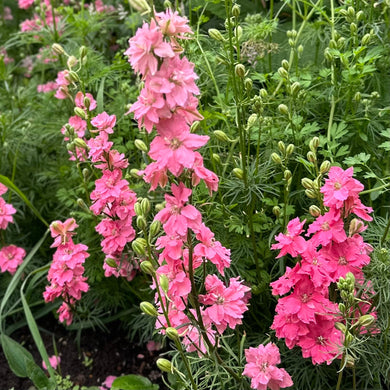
[0,317,165,390]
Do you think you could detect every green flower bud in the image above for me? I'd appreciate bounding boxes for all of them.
[347,6,355,19]
[324,48,334,62]
[356,10,364,21]
[208,28,224,42]
[129,0,151,14]
[105,258,118,268]
[79,45,87,59]
[68,71,79,82]
[235,63,246,78]
[350,22,357,34]
[278,104,289,116]
[234,26,243,41]
[259,88,268,98]
[320,160,331,174]
[357,314,375,328]
[244,77,253,92]
[334,322,347,333]
[288,38,295,47]
[132,238,147,256]
[309,136,320,152]
[52,43,65,55]
[361,33,371,46]
[165,327,179,341]
[309,205,321,217]
[281,59,289,70]
[73,137,88,150]
[74,107,87,119]
[159,274,169,293]
[212,153,221,164]
[305,189,317,199]
[134,202,143,216]
[290,82,300,97]
[307,151,316,163]
[349,218,364,236]
[141,198,151,215]
[140,261,155,276]
[136,215,147,230]
[286,144,295,156]
[130,168,142,179]
[140,302,158,317]
[66,142,76,152]
[155,202,165,212]
[284,169,292,181]
[278,67,289,79]
[278,141,285,155]
[213,130,230,142]
[297,45,304,55]
[271,152,282,164]
[272,206,281,218]
[82,168,89,180]
[339,303,346,313]
[156,358,173,373]
[286,30,297,39]
[149,220,161,238]
[232,3,240,17]
[134,139,148,152]
[67,55,78,69]
[233,167,244,179]
[190,121,201,133]
[345,332,354,346]
[76,198,89,211]
[301,178,314,189]
[247,114,258,128]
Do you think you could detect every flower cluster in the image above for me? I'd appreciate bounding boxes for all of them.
[243,343,293,390]
[270,166,375,364]
[43,218,89,325]
[0,183,26,275]
[126,9,250,354]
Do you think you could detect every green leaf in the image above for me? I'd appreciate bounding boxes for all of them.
[111,374,159,390]
[97,76,106,112]
[0,175,49,227]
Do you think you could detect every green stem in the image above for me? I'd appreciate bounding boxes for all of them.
[360,182,390,195]
[173,339,198,390]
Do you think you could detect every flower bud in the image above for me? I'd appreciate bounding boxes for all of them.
[156,358,173,373]
[301,178,314,189]
[141,198,151,215]
[83,97,91,110]
[234,26,243,41]
[345,272,355,287]
[105,258,118,268]
[247,114,258,128]
[235,63,246,78]
[286,144,295,156]
[349,218,365,236]
[208,28,224,42]
[74,107,87,119]
[281,59,289,70]
[132,238,147,256]
[79,45,87,59]
[272,206,281,218]
[271,152,282,164]
[320,160,331,174]
[345,332,354,346]
[73,137,88,150]
[130,168,142,179]
[350,22,357,35]
[361,33,371,46]
[233,168,244,179]
[339,303,346,313]
[77,198,89,211]
[347,6,355,19]
[309,136,320,152]
[286,30,297,39]
[288,38,295,47]
[165,327,179,341]
[357,314,375,328]
[305,189,317,199]
[214,130,230,142]
[140,261,155,276]
[259,88,268,98]
[284,169,292,181]
[136,215,147,230]
[190,121,201,133]
[290,82,300,97]
[307,151,316,163]
[297,45,304,55]
[66,142,76,152]
[155,202,165,212]
[134,202,143,216]
[334,322,347,333]
[232,3,240,17]
[309,205,321,217]
[278,104,289,116]
[52,43,65,55]
[244,77,253,92]
[324,48,334,62]
[159,274,169,293]
[278,67,289,79]
[67,55,78,69]
[68,71,80,82]
[140,302,158,317]
[212,153,221,164]
[149,220,161,238]
[129,0,151,14]
[82,168,89,180]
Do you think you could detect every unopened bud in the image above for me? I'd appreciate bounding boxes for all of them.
[165,326,179,341]
[105,258,118,268]
[272,206,281,218]
[156,358,173,373]
[234,26,243,41]
[136,215,147,230]
[361,33,371,46]
[141,198,150,215]
[350,22,357,34]
[159,274,169,293]
[52,43,65,55]
[130,168,142,179]
[208,28,224,42]
[349,218,365,236]
[301,178,314,190]
[247,114,258,128]
[140,261,155,276]
[278,104,289,116]
[212,153,221,164]
[244,78,253,92]
[281,59,289,70]
[271,152,282,164]
[288,38,295,47]
[149,220,161,238]
[190,120,201,133]
[307,151,316,163]
[320,160,331,174]
[297,44,304,55]
[235,63,246,78]
[357,314,375,328]
[290,82,300,97]
[68,71,79,82]
[233,168,244,179]
[278,67,289,79]
[232,3,240,17]
[129,0,151,14]
[132,238,147,256]
[286,144,295,156]
[134,202,143,216]
[79,45,87,59]
[214,130,230,142]
[347,6,355,19]
[140,302,158,317]
[309,137,320,152]
[277,141,286,153]
[334,322,347,333]
[309,205,321,217]
[324,48,334,62]
[260,89,268,99]
[345,332,354,346]
[284,169,292,181]
[73,137,88,150]
[67,55,78,69]
[77,198,89,211]
[353,92,361,102]
[155,202,165,212]
[66,142,75,152]
[339,303,346,313]
[74,107,87,119]
[305,189,317,199]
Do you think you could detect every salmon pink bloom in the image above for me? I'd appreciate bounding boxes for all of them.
[155,9,192,38]
[191,152,219,195]
[91,112,116,134]
[243,343,293,390]
[75,91,97,111]
[50,218,78,247]
[0,245,26,274]
[0,197,16,230]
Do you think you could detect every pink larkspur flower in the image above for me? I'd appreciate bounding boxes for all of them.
[91,112,116,134]
[42,355,61,370]
[0,245,26,274]
[18,0,35,10]
[243,343,293,390]
[0,183,8,196]
[0,197,16,230]
[75,91,97,111]
[50,218,78,247]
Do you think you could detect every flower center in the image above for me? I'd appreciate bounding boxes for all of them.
[338,256,348,265]
[170,137,181,150]
[334,181,342,190]
[301,293,310,303]
[321,221,330,231]
[216,296,225,305]
[317,336,326,345]
[260,362,269,372]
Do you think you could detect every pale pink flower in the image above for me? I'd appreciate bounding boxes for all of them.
[87,132,114,163]
[0,245,26,274]
[191,152,219,194]
[57,301,73,326]
[243,343,293,390]
[37,81,58,93]
[0,197,16,230]
[0,183,8,196]
[125,19,175,76]
[42,355,61,370]
[54,70,70,99]
[199,274,250,334]
[75,91,97,111]
[91,112,116,134]
[4,7,13,20]
[49,218,78,247]
[18,0,35,10]
[271,217,307,258]
[141,161,169,191]
[100,375,117,390]
[155,9,192,38]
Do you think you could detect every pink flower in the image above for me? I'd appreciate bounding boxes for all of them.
[155,9,192,38]
[0,245,26,274]
[0,183,8,196]
[271,217,307,258]
[87,132,113,163]
[18,0,35,10]
[100,375,117,390]
[42,355,61,370]
[191,152,219,195]
[37,81,58,93]
[199,274,250,334]
[49,218,78,247]
[125,19,175,76]
[155,182,202,237]
[75,91,97,111]
[54,70,70,99]
[91,112,116,134]
[0,197,16,230]
[243,343,293,390]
